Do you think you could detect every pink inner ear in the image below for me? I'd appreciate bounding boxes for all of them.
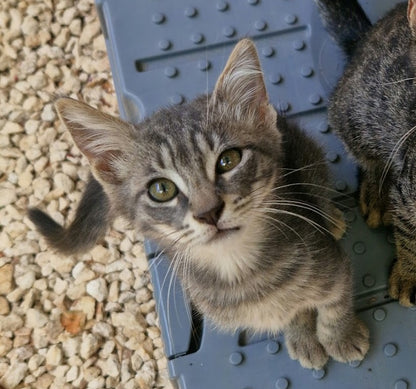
[408,0,416,31]
[88,149,123,185]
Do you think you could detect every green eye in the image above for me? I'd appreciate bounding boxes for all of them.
[216,148,242,174]
[148,178,178,202]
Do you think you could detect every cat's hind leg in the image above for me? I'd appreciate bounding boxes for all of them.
[359,165,392,228]
[284,309,328,369]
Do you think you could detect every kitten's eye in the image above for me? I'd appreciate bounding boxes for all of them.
[148,178,178,202]
[216,148,242,174]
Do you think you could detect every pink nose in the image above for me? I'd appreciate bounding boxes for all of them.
[193,201,225,226]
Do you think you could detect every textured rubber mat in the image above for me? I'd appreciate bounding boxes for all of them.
[96,1,413,388]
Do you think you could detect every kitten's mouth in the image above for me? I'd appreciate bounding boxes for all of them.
[208,226,240,242]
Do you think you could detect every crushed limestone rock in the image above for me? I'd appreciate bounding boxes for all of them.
[1,0,172,387]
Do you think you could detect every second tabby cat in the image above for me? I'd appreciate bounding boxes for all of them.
[316,0,416,306]
[29,39,369,369]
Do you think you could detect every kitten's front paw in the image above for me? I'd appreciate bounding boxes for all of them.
[319,319,369,364]
[389,261,416,307]
[286,334,328,369]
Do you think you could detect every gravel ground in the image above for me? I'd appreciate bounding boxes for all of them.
[0,1,172,388]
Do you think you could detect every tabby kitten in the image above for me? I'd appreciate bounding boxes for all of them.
[316,0,416,307]
[29,39,369,369]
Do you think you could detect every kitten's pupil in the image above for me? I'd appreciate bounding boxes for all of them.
[148,178,178,202]
[216,149,242,174]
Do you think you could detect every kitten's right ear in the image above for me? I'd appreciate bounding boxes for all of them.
[212,39,270,122]
[408,0,416,36]
[55,98,134,185]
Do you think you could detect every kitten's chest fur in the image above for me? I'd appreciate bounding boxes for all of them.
[183,237,339,333]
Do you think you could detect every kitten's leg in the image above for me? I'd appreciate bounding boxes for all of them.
[316,288,369,364]
[389,206,416,306]
[285,309,328,369]
[359,165,392,228]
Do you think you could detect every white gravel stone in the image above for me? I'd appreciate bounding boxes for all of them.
[61,336,81,358]
[6,287,26,303]
[66,365,79,382]
[34,373,54,389]
[66,283,86,300]
[86,278,108,302]
[0,188,17,207]
[0,362,28,388]
[53,364,70,378]
[32,327,49,349]
[87,376,106,388]
[21,16,38,35]
[46,344,63,366]
[92,321,113,338]
[3,121,23,134]
[15,270,36,289]
[108,280,119,303]
[18,169,33,188]
[90,245,110,264]
[75,266,97,285]
[80,333,101,360]
[119,268,134,286]
[0,296,10,315]
[41,103,56,121]
[99,340,115,359]
[106,259,126,273]
[111,311,145,333]
[54,172,75,193]
[54,277,68,295]
[26,308,49,328]
[50,254,75,276]
[0,263,14,294]
[97,354,119,378]
[72,296,95,320]
[0,337,13,357]
[32,177,51,200]
[0,312,23,332]
[28,354,46,372]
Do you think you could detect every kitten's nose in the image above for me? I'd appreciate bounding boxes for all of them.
[194,201,225,226]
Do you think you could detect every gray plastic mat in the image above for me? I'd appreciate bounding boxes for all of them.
[96,1,413,388]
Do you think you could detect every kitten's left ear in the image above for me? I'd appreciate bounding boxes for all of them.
[55,98,135,185]
[408,0,416,36]
[212,39,270,122]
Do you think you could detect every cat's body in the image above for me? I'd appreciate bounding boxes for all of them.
[181,114,347,334]
[29,39,368,369]
[316,0,416,306]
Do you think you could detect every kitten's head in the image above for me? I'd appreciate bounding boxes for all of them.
[55,39,283,279]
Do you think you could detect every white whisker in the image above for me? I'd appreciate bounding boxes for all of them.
[380,124,416,192]
[380,77,416,85]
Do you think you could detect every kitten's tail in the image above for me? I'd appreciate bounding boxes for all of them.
[315,0,371,58]
[28,175,111,255]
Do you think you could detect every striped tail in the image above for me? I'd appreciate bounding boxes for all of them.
[28,175,111,255]
[315,0,371,58]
